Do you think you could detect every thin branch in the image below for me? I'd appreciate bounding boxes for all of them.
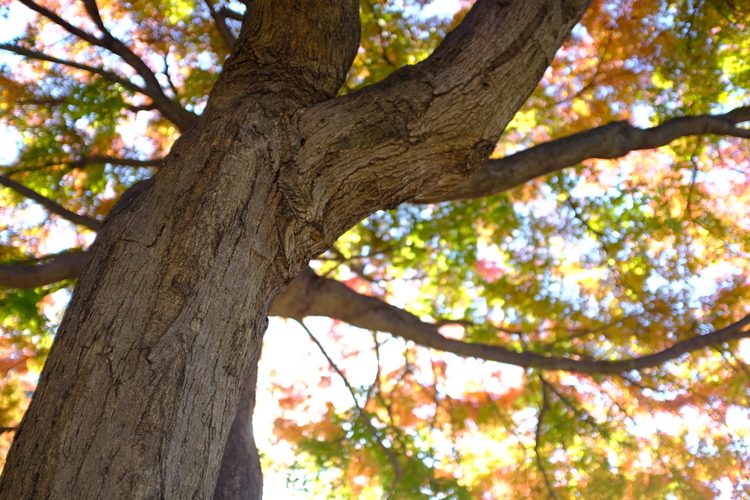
[0,43,143,94]
[566,196,640,297]
[204,0,236,51]
[712,346,750,380]
[15,97,67,106]
[0,175,101,231]
[124,102,158,113]
[271,268,750,374]
[15,96,157,113]
[295,319,402,500]
[534,377,558,500]
[427,351,442,431]
[16,0,197,131]
[162,54,181,98]
[18,0,102,46]
[78,0,197,130]
[0,427,17,434]
[684,156,701,220]
[540,377,608,437]
[2,155,162,177]
[0,252,87,290]
[84,155,163,168]
[413,106,750,203]
[553,32,609,105]
[365,331,382,408]
[562,311,648,342]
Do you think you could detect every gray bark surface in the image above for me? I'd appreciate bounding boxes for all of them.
[0,1,589,498]
[214,363,261,500]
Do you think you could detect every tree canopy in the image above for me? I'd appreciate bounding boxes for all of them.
[1,0,749,498]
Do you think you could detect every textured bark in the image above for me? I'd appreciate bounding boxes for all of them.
[0,1,590,498]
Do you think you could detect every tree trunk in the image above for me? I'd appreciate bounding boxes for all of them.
[0,1,360,498]
[0,1,589,498]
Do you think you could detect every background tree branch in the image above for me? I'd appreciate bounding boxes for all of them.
[0,175,102,231]
[1,155,162,177]
[19,0,104,46]
[535,377,558,500]
[12,0,198,131]
[296,319,402,499]
[219,6,244,22]
[0,43,143,94]
[0,253,87,290]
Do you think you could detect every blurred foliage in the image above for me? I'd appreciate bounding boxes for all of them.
[1,0,750,497]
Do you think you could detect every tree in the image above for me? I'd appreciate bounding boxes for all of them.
[0,0,749,498]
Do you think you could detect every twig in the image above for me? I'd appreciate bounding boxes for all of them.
[1,155,162,177]
[16,0,197,131]
[534,376,558,500]
[0,43,142,94]
[296,319,402,500]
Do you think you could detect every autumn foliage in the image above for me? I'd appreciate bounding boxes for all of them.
[1,0,750,498]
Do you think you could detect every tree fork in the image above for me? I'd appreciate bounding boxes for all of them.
[0,0,591,498]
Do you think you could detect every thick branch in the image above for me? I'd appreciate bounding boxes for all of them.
[6,251,747,373]
[414,106,750,203]
[214,361,262,500]
[270,268,750,375]
[0,253,87,289]
[0,174,101,231]
[290,0,592,258]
